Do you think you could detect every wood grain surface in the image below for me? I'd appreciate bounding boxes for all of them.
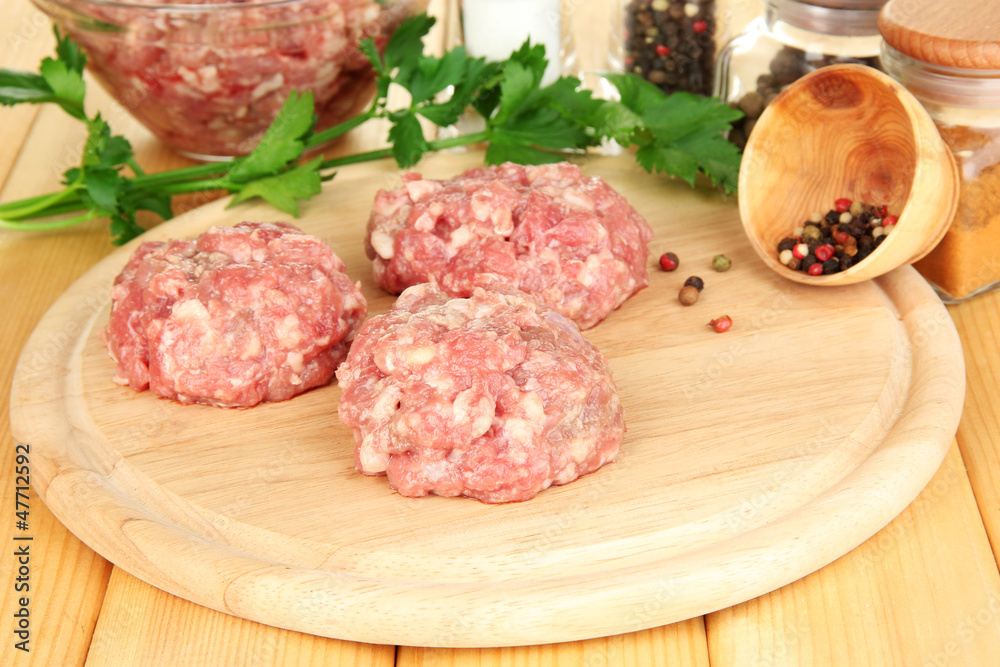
[879,0,1000,69]
[6,0,1000,664]
[9,150,965,647]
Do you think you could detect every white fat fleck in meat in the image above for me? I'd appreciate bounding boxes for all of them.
[404,345,436,367]
[412,212,435,232]
[450,225,473,249]
[336,284,625,504]
[469,190,495,221]
[251,73,286,101]
[275,314,302,347]
[370,230,395,260]
[453,388,495,440]
[490,205,513,236]
[562,187,596,212]
[286,351,305,373]
[404,179,442,203]
[171,298,210,322]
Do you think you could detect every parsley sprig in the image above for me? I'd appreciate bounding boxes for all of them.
[0,18,742,245]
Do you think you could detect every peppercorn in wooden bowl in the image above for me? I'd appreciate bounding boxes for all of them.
[738,64,960,286]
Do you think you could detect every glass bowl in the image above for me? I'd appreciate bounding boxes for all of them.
[32,0,426,159]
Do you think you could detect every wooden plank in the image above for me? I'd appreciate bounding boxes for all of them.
[82,569,395,667]
[948,291,1000,565]
[0,2,56,186]
[0,159,119,667]
[397,619,711,667]
[705,442,1000,666]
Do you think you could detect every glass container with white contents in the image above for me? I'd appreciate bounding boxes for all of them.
[462,0,563,85]
[879,0,1000,302]
[714,0,885,149]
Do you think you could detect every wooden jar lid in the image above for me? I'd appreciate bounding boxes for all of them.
[879,0,1000,69]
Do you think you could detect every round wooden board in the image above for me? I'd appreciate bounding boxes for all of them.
[10,152,965,647]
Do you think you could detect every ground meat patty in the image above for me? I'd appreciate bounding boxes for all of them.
[105,221,366,408]
[365,161,654,329]
[336,283,625,503]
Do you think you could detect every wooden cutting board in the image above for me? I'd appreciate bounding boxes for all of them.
[9,151,965,648]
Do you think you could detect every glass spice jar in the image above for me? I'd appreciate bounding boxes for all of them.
[879,44,1000,302]
[622,0,724,97]
[714,0,885,149]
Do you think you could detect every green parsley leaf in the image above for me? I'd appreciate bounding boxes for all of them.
[417,55,499,128]
[490,60,539,127]
[54,27,87,76]
[605,76,743,193]
[228,157,323,216]
[228,90,315,182]
[383,13,436,87]
[603,72,666,116]
[485,135,564,166]
[388,110,430,168]
[40,57,86,120]
[109,212,145,246]
[407,47,469,105]
[129,192,174,223]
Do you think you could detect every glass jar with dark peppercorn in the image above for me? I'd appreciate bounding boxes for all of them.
[622,0,725,96]
[714,0,885,149]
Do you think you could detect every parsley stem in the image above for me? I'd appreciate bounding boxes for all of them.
[151,181,234,196]
[304,109,377,150]
[318,132,491,170]
[0,186,81,220]
[131,162,231,189]
[319,147,394,169]
[0,210,100,232]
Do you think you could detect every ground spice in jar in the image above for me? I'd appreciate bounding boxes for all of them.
[624,0,717,96]
[727,47,881,150]
[775,199,897,275]
[912,125,1000,300]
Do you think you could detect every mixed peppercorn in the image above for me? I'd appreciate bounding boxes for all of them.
[776,198,898,276]
[657,251,732,332]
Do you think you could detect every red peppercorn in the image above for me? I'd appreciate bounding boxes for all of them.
[659,252,679,271]
[807,262,824,276]
[708,315,732,333]
[833,230,850,245]
[692,19,708,33]
[792,243,809,259]
[883,214,898,227]
[655,44,671,57]
[834,198,852,213]
[879,205,889,217]
[814,243,835,262]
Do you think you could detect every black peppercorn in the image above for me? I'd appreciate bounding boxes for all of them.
[778,237,797,252]
[684,275,705,291]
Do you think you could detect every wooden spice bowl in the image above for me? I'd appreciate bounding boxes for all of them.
[738,64,960,286]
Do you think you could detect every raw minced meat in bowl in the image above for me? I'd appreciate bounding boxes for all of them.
[32,0,427,158]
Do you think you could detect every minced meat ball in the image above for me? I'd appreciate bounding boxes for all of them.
[335,283,625,503]
[365,161,653,329]
[104,221,366,408]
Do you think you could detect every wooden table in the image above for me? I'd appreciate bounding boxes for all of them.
[4,0,1000,664]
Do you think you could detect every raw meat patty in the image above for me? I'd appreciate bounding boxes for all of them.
[365,161,654,329]
[336,283,625,503]
[105,221,366,408]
